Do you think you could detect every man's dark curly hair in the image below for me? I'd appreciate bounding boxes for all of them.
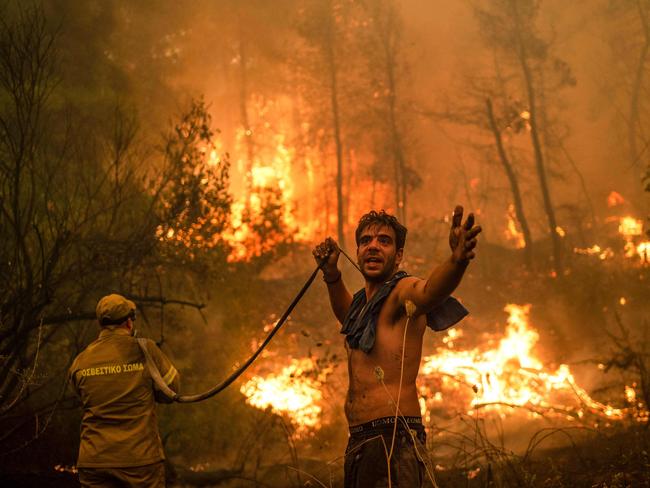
[355,210,408,250]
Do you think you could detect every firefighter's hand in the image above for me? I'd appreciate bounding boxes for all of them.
[154,389,174,404]
[449,205,482,264]
[313,237,341,280]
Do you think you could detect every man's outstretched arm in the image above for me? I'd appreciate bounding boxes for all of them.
[313,237,353,324]
[398,205,481,315]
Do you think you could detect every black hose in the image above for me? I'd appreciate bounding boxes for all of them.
[171,261,324,403]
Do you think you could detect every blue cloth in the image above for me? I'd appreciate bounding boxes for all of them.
[341,271,468,353]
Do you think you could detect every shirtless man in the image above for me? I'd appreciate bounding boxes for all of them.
[313,207,481,487]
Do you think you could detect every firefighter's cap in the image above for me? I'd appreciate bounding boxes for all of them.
[96,294,136,326]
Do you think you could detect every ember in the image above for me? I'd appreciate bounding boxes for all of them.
[573,244,614,260]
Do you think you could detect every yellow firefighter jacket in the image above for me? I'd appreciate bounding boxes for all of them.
[69,327,179,468]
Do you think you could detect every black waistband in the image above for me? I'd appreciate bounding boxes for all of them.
[349,416,423,436]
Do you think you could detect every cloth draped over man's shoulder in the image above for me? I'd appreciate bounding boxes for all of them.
[341,270,468,353]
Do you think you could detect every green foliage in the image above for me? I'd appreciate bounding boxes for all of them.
[156,97,232,256]
[242,186,292,261]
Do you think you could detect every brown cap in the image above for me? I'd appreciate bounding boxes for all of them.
[96,294,136,326]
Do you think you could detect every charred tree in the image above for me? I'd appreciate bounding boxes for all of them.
[323,5,346,249]
[509,0,563,273]
[362,0,417,224]
[372,1,407,223]
[471,0,575,273]
[296,0,356,248]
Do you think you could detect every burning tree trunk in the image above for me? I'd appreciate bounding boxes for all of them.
[486,98,534,268]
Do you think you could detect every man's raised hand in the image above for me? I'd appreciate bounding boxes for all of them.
[312,237,341,281]
[449,205,482,264]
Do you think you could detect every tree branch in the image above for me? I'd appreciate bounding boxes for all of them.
[40,296,205,326]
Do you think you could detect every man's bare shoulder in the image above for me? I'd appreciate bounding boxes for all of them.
[386,275,423,309]
[393,275,423,295]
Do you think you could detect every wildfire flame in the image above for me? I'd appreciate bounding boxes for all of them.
[155,95,323,262]
[242,305,645,436]
[573,215,649,265]
[573,245,614,260]
[637,241,650,263]
[617,216,649,264]
[504,204,526,249]
[607,191,625,207]
[418,304,643,424]
[221,123,305,262]
[240,357,332,435]
[155,94,402,261]
[618,216,643,237]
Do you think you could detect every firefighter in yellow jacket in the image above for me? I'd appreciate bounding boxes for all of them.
[69,294,179,487]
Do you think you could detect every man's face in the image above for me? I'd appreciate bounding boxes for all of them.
[356,224,403,283]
